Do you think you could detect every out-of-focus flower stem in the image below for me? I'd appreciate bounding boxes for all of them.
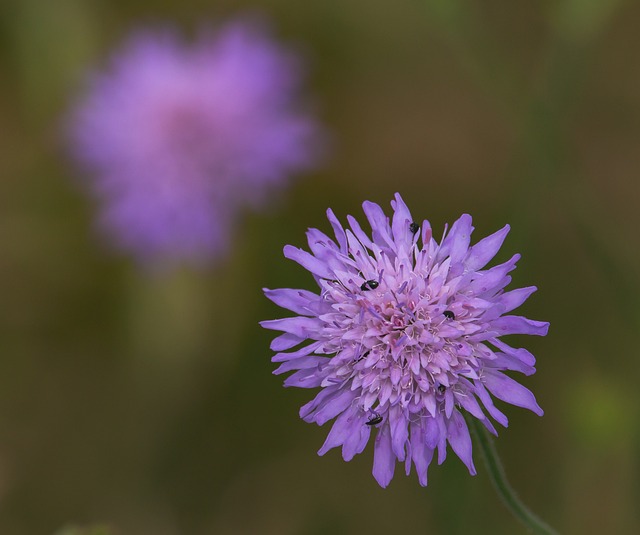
[465,414,560,535]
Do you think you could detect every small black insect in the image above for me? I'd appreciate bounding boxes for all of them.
[365,413,383,426]
[443,310,455,320]
[360,279,379,291]
[409,222,420,234]
[437,385,446,394]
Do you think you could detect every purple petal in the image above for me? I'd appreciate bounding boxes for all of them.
[318,404,360,456]
[300,385,340,420]
[326,208,348,253]
[271,341,322,362]
[479,416,498,436]
[346,215,374,250]
[283,368,324,388]
[389,404,409,461]
[260,316,320,338]
[440,214,473,265]
[464,224,510,271]
[420,220,433,251]
[446,410,476,475]
[263,287,320,315]
[436,415,448,465]
[306,228,339,259]
[362,201,394,252]
[425,415,440,449]
[497,286,537,314]
[390,193,413,252]
[309,388,358,425]
[362,200,389,233]
[372,423,396,488]
[345,230,375,271]
[484,353,536,376]
[474,382,509,427]
[283,244,334,279]
[269,332,303,351]
[444,388,455,418]
[466,254,520,295]
[484,370,544,416]
[342,418,371,461]
[273,355,329,375]
[454,388,486,420]
[491,315,549,336]
[404,437,413,477]
[489,338,536,366]
[410,420,435,487]
[478,303,507,322]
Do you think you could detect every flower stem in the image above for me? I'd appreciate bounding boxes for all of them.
[466,415,560,535]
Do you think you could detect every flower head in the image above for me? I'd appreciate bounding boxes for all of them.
[68,17,321,265]
[261,194,549,487]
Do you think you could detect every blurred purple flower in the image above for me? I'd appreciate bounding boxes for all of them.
[68,18,321,265]
[261,194,549,487]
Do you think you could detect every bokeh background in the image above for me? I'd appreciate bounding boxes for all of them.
[1,0,639,534]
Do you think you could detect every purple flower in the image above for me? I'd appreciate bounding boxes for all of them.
[67,18,321,265]
[261,194,549,487]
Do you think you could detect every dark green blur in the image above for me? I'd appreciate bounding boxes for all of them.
[0,0,638,533]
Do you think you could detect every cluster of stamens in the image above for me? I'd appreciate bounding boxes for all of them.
[317,262,480,421]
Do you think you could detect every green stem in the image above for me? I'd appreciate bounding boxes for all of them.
[466,415,560,535]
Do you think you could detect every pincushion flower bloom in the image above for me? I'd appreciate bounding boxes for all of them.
[67,18,320,264]
[261,194,549,487]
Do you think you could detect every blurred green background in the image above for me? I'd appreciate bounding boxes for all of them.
[1,0,639,533]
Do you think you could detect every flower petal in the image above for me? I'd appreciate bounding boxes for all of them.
[326,208,348,253]
[362,200,394,252]
[425,415,440,449]
[390,192,414,254]
[389,404,409,461]
[306,228,339,259]
[309,388,358,425]
[484,370,544,416]
[464,224,510,271]
[318,404,360,455]
[497,286,537,314]
[283,368,325,388]
[346,214,374,250]
[440,214,473,265]
[446,410,476,475]
[300,385,340,421]
[489,338,536,366]
[283,244,334,278]
[269,332,303,351]
[263,287,320,315]
[491,315,549,336]
[260,316,320,338]
[474,381,509,427]
[454,387,485,420]
[466,254,520,295]
[343,418,371,461]
[271,341,322,362]
[372,423,396,488]
[484,353,536,376]
[410,419,435,487]
[273,355,329,375]
[436,415,448,465]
